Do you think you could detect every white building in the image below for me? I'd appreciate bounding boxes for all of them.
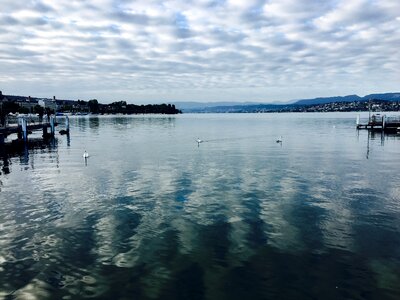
[38,98,57,111]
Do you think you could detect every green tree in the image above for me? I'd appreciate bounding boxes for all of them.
[88,99,99,113]
[1,101,20,126]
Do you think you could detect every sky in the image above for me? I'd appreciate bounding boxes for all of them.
[0,0,399,104]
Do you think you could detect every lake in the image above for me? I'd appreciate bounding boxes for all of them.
[1,112,400,299]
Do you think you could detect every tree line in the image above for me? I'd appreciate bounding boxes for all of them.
[61,99,182,115]
[0,95,181,126]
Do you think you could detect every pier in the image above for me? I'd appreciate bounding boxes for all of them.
[0,115,69,145]
[356,114,400,133]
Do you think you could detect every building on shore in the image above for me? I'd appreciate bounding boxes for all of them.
[18,96,39,111]
[38,96,58,111]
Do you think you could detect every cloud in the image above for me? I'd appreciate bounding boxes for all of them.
[0,0,399,102]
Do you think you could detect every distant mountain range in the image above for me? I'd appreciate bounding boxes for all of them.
[293,92,400,106]
[175,92,400,112]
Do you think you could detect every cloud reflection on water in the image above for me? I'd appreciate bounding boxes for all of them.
[1,113,400,299]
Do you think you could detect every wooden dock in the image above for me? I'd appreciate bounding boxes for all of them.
[0,115,69,145]
[356,114,400,133]
[0,122,53,135]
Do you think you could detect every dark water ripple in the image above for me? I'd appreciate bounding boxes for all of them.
[1,113,400,299]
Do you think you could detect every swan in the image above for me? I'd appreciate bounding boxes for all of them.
[276,136,282,143]
[83,150,89,158]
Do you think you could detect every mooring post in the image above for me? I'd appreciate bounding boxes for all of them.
[50,115,55,136]
[368,99,371,123]
[21,118,28,143]
[382,115,386,131]
[0,133,4,145]
[17,117,23,139]
[65,115,70,133]
[356,114,360,126]
[43,124,48,137]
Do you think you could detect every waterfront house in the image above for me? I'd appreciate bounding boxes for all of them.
[38,98,58,111]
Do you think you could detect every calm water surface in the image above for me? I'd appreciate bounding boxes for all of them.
[1,113,400,299]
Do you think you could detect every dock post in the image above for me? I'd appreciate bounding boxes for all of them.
[0,133,4,145]
[50,116,55,136]
[21,118,28,143]
[356,114,360,127]
[382,115,386,131]
[43,124,48,137]
[17,117,23,139]
[65,115,70,133]
[368,99,371,123]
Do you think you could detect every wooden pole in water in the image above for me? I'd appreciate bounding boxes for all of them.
[368,99,371,123]
[50,115,55,136]
[21,118,27,143]
[17,117,23,139]
[382,115,386,131]
[65,115,69,133]
[43,124,48,137]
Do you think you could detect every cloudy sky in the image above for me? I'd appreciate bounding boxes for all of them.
[1,0,399,103]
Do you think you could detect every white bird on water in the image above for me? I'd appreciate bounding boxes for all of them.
[276,136,282,143]
[83,150,89,158]
[197,138,203,146]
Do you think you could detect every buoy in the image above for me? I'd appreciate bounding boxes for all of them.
[276,136,282,143]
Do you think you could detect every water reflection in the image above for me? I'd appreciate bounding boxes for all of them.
[362,130,400,159]
[66,132,71,147]
[0,114,400,299]
[75,116,89,131]
[0,137,60,175]
[0,151,11,176]
[19,145,29,165]
[89,116,99,128]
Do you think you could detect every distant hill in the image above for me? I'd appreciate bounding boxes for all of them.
[293,92,400,106]
[293,95,362,105]
[177,92,400,112]
[363,92,400,101]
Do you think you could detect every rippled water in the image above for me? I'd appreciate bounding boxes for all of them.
[1,113,400,299]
